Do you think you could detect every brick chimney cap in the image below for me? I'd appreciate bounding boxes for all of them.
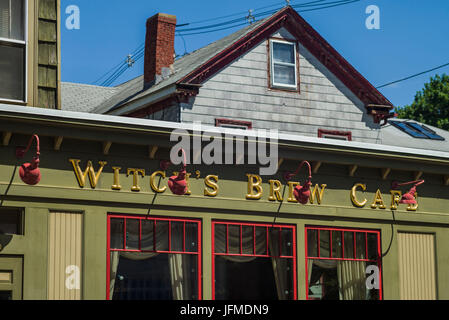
[147,13,177,24]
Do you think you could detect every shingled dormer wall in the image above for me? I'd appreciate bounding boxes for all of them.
[179,28,381,143]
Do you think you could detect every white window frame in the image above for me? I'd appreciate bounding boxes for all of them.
[0,0,28,103]
[269,39,298,90]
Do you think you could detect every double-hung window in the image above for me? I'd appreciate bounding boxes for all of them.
[0,0,26,102]
[270,39,298,90]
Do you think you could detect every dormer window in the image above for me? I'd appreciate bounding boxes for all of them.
[0,0,26,102]
[269,39,298,90]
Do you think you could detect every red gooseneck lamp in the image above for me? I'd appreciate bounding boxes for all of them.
[16,134,41,186]
[284,160,313,205]
[168,148,188,195]
[391,179,425,205]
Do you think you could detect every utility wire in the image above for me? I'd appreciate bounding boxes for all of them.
[377,62,449,89]
[94,0,360,86]
[177,0,359,35]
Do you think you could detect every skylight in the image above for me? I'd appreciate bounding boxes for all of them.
[390,121,445,141]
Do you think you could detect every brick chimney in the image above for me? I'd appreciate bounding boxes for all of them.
[144,13,177,85]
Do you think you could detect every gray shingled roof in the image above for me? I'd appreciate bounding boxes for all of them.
[380,119,449,152]
[91,17,270,115]
[61,82,118,113]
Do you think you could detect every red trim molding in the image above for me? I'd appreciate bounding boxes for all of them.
[318,129,352,141]
[215,118,253,129]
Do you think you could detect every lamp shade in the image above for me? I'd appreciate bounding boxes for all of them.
[167,148,188,195]
[168,169,188,195]
[293,181,312,204]
[19,158,41,186]
[400,186,418,205]
[285,160,313,205]
[391,180,424,206]
[17,134,41,186]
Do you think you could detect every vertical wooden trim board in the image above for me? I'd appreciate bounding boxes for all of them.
[48,211,83,300]
[398,232,436,300]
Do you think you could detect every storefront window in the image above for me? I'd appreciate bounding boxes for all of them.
[212,221,296,300]
[107,215,201,300]
[305,227,382,300]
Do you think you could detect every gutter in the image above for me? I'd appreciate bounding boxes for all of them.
[1,104,449,165]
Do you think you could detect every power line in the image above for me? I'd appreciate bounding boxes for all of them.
[94,0,360,85]
[177,0,359,36]
[377,62,449,89]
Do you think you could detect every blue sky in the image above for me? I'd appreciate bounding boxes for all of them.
[60,0,449,108]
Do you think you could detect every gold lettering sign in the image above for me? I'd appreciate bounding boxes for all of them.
[268,180,283,202]
[204,175,219,197]
[150,171,167,193]
[310,184,327,205]
[127,168,145,192]
[246,174,263,200]
[69,159,107,189]
[351,183,367,208]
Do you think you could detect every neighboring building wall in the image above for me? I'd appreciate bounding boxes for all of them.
[181,28,380,143]
[37,0,60,109]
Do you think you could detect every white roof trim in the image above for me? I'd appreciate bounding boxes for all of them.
[1,104,449,161]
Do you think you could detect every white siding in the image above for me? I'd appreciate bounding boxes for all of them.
[181,28,380,143]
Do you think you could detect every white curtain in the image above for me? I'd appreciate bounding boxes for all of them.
[337,261,367,300]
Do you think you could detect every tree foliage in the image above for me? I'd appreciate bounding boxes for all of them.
[396,74,449,131]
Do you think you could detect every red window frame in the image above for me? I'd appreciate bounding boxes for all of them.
[212,221,297,300]
[215,118,253,129]
[106,214,202,300]
[318,129,352,141]
[305,226,382,300]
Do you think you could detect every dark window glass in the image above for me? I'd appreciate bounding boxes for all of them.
[255,226,267,255]
[320,230,330,258]
[344,232,354,259]
[125,219,139,250]
[110,219,124,249]
[214,256,294,300]
[356,233,366,259]
[111,253,198,300]
[185,222,198,253]
[273,42,295,63]
[0,0,24,40]
[281,228,293,257]
[228,225,240,254]
[0,208,23,235]
[171,221,183,252]
[109,217,201,301]
[0,291,12,300]
[307,229,318,257]
[214,223,296,300]
[141,219,154,251]
[214,224,226,254]
[268,228,280,257]
[0,43,25,101]
[332,231,343,258]
[242,226,254,255]
[367,233,379,260]
[156,221,169,252]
